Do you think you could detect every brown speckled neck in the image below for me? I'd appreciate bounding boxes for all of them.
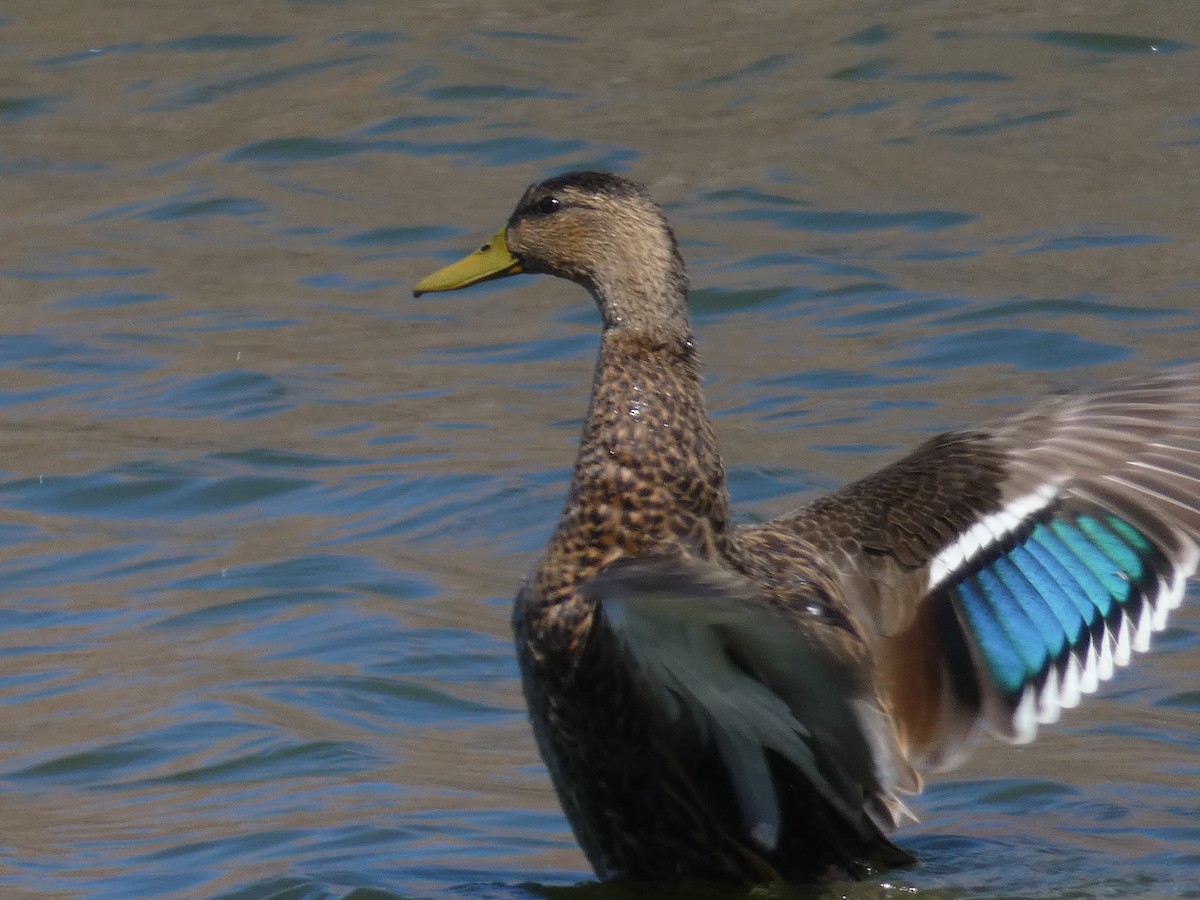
[525,328,730,619]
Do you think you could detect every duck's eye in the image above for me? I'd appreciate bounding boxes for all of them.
[535,195,561,215]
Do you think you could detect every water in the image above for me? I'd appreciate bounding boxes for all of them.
[2,2,1200,897]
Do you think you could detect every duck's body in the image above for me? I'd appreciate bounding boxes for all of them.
[516,327,902,881]
[415,172,1200,884]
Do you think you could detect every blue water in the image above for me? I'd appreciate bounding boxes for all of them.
[2,4,1200,897]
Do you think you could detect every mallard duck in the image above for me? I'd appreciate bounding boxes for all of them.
[414,172,1200,884]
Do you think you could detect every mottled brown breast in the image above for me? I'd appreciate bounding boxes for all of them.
[518,331,731,670]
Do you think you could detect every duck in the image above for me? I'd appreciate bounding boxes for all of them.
[413,171,1200,885]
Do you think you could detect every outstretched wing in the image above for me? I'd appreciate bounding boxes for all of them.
[797,366,1200,768]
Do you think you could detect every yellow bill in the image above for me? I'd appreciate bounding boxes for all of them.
[412,228,523,296]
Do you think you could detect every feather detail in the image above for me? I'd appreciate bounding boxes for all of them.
[879,368,1200,756]
[586,556,917,854]
[927,483,1063,590]
[790,367,1200,768]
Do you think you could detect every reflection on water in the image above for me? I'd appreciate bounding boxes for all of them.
[1,2,1199,897]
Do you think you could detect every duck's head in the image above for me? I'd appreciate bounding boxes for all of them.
[414,171,691,341]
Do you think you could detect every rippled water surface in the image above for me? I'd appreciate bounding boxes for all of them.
[3,2,1200,897]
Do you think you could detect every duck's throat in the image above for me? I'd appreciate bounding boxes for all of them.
[556,329,730,564]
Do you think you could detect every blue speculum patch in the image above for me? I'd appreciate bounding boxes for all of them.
[954,511,1156,697]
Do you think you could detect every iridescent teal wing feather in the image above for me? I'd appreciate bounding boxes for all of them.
[815,366,1200,761]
